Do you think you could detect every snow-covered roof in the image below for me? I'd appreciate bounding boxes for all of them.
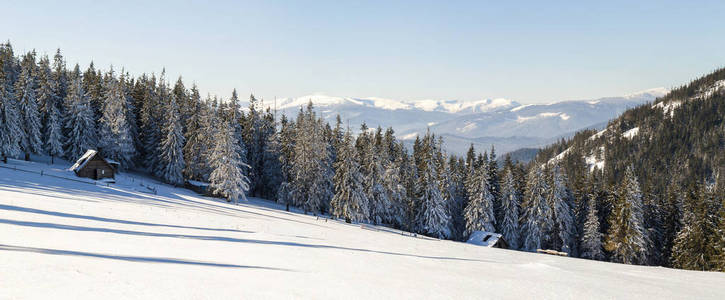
[466,231,504,248]
[69,150,99,172]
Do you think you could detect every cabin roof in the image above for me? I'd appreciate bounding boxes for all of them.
[69,150,98,172]
[466,231,505,248]
[69,150,111,172]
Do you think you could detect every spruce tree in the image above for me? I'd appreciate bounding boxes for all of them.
[549,164,575,254]
[331,129,369,223]
[581,194,604,260]
[208,119,250,203]
[0,51,22,160]
[416,133,450,239]
[63,75,97,160]
[182,85,208,180]
[16,62,43,160]
[499,164,521,249]
[521,165,553,251]
[98,70,135,168]
[671,183,720,270]
[605,166,648,265]
[37,56,63,162]
[158,92,185,185]
[464,159,496,237]
[139,74,161,172]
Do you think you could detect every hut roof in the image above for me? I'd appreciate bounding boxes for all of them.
[69,150,100,172]
[466,231,506,248]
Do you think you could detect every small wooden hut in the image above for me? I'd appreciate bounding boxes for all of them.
[466,231,509,249]
[69,150,115,180]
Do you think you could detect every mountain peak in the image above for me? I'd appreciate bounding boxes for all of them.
[624,87,670,99]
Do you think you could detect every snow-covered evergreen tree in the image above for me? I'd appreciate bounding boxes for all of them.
[464,159,496,237]
[363,132,390,225]
[0,49,22,160]
[499,166,521,249]
[521,165,553,252]
[63,75,97,160]
[37,56,63,162]
[331,129,369,223]
[581,194,604,260]
[259,109,282,199]
[671,183,720,270]
[16,62,43,159]
[208,119,250,204]
[182,85,209,181]
[139,74,161,172]
[157,92,185,185]
[605,166,648,265]
[285,103,332,214]
[416,133,450,239]
[98,70,135,168]
[549,164,575,254]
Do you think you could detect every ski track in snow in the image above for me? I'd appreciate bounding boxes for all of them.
[1,158,724,299]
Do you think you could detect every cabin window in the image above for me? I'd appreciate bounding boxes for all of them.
[482,235,492,242]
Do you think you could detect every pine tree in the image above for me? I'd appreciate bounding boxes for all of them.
[464,159,496,237]
[98,69,135,168]
[37,56,63,162]
[259,108,282,199]
[661,184,684,266]
[63,75,97,160]
[715,191,725,271]
[581,194,604,260]
[549,164,575,254]
[208,119,250,203]
[499,164,521,249]
[285,103,331,214]
[363,129,390,225]
[331,129,369,223]
[605,166,648,265]
[139,74,161,172]
[158,92,185,185]
[671,183,720,270]
[488,146,502,224]
[0,45,22,160]
[182,85,208,180]
[16,61,43,159]
[521,165,553,251]
[416,133,450,239]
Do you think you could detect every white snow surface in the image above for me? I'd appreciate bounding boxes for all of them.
[623,127,640,139]
[584,146,606,173]
[1,158,724,299]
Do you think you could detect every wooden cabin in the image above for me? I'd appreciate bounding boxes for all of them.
[69,150,115,180]
[466,231,509,249]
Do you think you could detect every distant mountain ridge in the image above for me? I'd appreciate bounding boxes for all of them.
[242,88,668,155]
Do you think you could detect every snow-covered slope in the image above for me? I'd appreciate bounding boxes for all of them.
[1,159,723,299]
[248,89,666,155]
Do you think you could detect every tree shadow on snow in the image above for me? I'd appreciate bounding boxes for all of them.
[0,204,250,233]
[0,244,290,270]
[0,218,483,263]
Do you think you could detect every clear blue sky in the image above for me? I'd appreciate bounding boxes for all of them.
[2,0,724,103]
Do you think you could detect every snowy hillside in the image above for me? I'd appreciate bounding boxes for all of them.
[248,89,666,155]
[1,159,723,299]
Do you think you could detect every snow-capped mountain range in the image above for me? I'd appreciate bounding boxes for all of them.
[243,88,669,155]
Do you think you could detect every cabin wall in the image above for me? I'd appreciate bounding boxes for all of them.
[76,156,114,179]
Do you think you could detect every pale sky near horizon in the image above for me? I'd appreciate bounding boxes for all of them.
[2,0,724,104]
